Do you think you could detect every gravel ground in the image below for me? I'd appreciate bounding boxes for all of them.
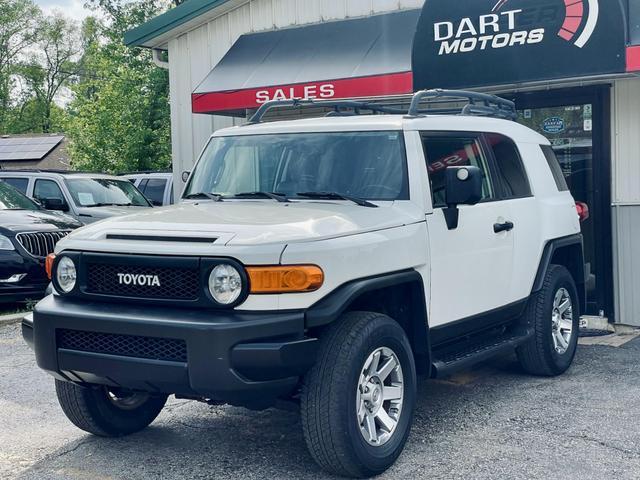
[1,322,639,480]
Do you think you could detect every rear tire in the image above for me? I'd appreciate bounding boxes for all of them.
[55,380,167,437]
[517,265,580,376]
[301,312,416,478]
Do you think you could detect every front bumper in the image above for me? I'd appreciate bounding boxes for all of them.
[28,295,318,407]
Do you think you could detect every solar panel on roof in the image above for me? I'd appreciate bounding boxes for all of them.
[0,136,63,161]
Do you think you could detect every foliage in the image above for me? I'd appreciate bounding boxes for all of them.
[0,0,173,173]
[18,14,81,133]
[65,0,172,173]
[0,0,41,132]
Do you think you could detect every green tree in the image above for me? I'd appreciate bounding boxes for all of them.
[17,14,80,133]
[0,0,41,133]
[66,1,171,173]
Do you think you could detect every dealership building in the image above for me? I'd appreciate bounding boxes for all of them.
[126,0,640,327]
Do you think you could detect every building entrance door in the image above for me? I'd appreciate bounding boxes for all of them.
[511,86,613,319]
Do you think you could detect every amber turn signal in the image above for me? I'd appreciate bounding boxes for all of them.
[247,265,324,294]
[45,253,56,280]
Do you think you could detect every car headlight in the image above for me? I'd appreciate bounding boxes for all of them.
[208,264,242,305]
[55,256,77,293]
[0,234,15,251]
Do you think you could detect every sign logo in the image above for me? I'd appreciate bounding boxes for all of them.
[433,0,600,56]
[412,0,625,90]
[494,0,600,48]
[542,117,566,134]
[117,273,161,288]
[255,83,335,105]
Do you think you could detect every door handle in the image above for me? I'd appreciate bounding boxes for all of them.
[494,221,514,233]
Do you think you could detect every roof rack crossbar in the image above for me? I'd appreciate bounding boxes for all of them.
[246,89,517,124]
[248,99,405,124]
[408,89,517,120]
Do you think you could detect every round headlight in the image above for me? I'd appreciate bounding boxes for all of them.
[56,256,77,293]
[208,264,242,305]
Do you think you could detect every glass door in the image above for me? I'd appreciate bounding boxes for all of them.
[511,87,613,319]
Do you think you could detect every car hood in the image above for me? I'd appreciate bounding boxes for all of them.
[76,205,152,222]
[0,209,81,233]
[63,201,424,247]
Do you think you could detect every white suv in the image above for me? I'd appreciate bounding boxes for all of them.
[0,171,153,224]
[24,90,584,478]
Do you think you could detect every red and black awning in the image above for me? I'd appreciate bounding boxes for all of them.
[191,10,420,115]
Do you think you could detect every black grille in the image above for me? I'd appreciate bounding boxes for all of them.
[17,231,70,258]
[57,329,187,362]
[85,263,200,300]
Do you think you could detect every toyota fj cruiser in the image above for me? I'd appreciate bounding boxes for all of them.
[23,90,584,478]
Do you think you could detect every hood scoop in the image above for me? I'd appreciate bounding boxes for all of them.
[106,234,218,244]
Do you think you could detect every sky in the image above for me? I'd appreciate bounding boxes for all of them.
[34,0,96,21]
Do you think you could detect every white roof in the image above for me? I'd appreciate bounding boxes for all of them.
[214,114,549,144]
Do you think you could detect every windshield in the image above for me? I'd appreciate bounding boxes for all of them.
[184,131,409,201]
[65,178,151,207]
[0,180,40,211]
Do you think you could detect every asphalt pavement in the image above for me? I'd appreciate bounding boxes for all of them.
[1,322,639,479]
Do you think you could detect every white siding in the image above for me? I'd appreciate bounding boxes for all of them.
[612,78,640,205]
[611,78,640,326]
[167,0,426,195]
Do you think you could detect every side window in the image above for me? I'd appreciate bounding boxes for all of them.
[421,134,495,208]
[138,179,149,192]
[541,145,569,191]
[2,178,28,194]
[486,134,532,199]
[34,179,65,202]
[143,179,167,206]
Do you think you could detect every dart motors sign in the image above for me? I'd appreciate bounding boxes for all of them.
[412,0,627,90]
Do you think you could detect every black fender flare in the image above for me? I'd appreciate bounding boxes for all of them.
[305,269,430,366]
[532,233,586,312]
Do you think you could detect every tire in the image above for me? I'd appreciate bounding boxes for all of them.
[301,312,417,478]
[55,380,168,437]
[517,264,580,376]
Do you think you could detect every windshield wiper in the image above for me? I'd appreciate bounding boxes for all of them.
[232,192,290,203]
[296,192,378,208]
[184,192,224,202]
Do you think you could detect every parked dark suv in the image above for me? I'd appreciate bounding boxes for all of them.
[0,180,81,303]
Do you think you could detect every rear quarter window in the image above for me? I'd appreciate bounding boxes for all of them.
[541,145,569,191]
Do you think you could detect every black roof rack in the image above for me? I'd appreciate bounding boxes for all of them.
[247,89,517,124]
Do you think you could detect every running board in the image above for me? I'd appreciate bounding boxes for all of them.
[431,331,533,378]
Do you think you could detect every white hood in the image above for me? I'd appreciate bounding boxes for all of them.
[61,200,423,248]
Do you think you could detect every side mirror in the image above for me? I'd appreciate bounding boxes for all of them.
[40,197,69,212]
[181,171,190,183]
[443,166,483,230]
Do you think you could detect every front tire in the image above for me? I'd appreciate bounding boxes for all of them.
[301,312,417,478]
[55,380,167,437]
[517,265,580,376]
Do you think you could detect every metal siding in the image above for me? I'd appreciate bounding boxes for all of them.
[250,0,275,31]
[168,0,427,193]
[612,79,640,205]
[321,0,346,20]
[612,205,640,326]
[347,0,372,17]
[273,0,297,27]
[188,27,215,161]
[296,0,321,24]
[372,0,400,13]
